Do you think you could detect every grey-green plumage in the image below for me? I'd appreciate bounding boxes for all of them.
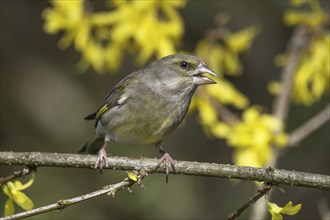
[80,54,217,179]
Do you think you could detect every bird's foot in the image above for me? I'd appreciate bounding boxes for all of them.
[156,152,175,183]
[95,147,109,173]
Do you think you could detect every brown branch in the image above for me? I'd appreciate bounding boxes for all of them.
[215,102,240,125]
[289,104,330,147]
[0,151,329,190]
[0,167,34,187]
[228,183,273,220]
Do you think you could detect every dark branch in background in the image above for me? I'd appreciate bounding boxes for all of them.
[214,101,240,125]
[227,183,273,220]
[0,151,329,190]
[289,104,330,147]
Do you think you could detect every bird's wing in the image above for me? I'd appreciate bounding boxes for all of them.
[84,74,136,124]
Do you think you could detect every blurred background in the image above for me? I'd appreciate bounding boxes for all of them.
[1,1,329,219]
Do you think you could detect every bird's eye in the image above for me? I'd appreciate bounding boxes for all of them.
[180,61,188,69]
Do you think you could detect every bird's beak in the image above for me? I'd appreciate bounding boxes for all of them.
[192,65,217,85]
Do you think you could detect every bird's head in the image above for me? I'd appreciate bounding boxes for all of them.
[152,54,217,92]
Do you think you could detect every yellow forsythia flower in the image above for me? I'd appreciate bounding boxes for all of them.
[293,34,329,105]
[43,0,186,72]
[43,0,89,49]
[1,174,35,216]
[196,98,218,126]
[195,24,260,76]
[224,25,260,54]
[225,106,287,167]
[284,0,326,27]
[267,80,282,96]
[195,39,225,75]
[194,38,250,110]
[223,25,260,75]
[272,0,329,105]
[206,78,249,109]
[267,201,302,220]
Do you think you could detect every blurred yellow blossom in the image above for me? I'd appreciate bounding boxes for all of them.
[43,0,185,73]
[223,25,260,75]
[43,0,88,49]
[224,106,287,167]
[191,20,264,167]
[191,99,288,168]
[292,33,330,105]
[195,98,218,126]
[210,122,231,138]
[195,39,225,75]
[284,11,325,27]
[267,201,302,220]
[194,25,254,111]
[268,80,282,96]
[273,54,287,67]
[190,78,249,138]
[2,174,35,216]
[290,0,310,6]
[206,78,249,109]
[224,25,260,54]
[284,0,326,27]
[195,24,260,76]
[271,0,329,105]
[223,50,242,75]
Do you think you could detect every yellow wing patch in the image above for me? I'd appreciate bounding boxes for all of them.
[96,104,109,120]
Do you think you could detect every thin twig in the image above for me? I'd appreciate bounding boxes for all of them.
[0,176,141,220]
[228,183,273,220]
[0,151,329,190]
[0,167,35,187]
[214,101,240,125]
[289,104,330,147]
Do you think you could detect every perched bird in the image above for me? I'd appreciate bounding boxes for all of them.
[79,54,217,181]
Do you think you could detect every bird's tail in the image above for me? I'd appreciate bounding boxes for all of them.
[78,133,104,154]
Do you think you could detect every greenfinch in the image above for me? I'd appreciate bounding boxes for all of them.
[79,54,217,181]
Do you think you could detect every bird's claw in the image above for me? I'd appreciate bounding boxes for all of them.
[156,153,175,183]
[95,147,109,173]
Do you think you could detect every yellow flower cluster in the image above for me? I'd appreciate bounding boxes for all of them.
[293,33,329,105]
[192,25,260,111]
[284,0,326,28]
[219,106,287,168]
[190,23,285,168]
[2,175,35,216]
[269,0,329,105]
[192,101,288,168]
[196,25,260,76]
[42,0,185,72]
[286,0,329,106]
